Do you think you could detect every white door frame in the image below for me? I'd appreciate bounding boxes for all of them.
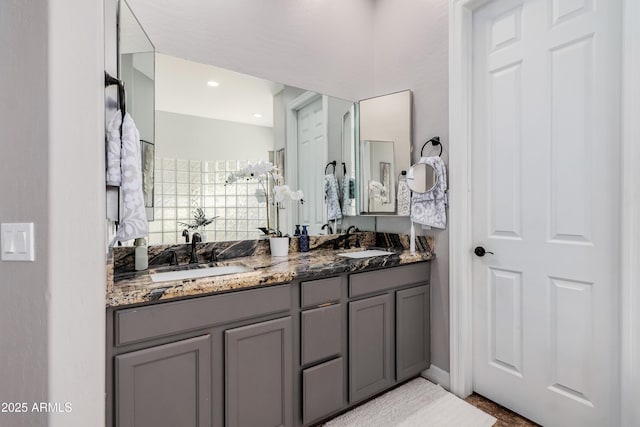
[285,91,329,233]
[448,1,640,425]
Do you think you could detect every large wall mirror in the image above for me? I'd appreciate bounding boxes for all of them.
[118,2,412,245]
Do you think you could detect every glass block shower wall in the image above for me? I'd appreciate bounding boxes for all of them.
[148,158,267,245]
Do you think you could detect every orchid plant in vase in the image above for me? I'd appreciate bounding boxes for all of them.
[225,161,304,237]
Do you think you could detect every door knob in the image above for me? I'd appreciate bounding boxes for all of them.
[474,246,494,257]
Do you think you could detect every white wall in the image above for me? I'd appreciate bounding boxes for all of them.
[0,0,106,426]
[155,111,274,161]
[48,0,106,424]
[371,0,450,371]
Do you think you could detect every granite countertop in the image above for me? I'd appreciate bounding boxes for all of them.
[107,245,433,308]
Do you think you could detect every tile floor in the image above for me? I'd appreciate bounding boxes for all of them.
[464,393,541,426]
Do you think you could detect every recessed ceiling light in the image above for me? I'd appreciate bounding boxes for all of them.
[207,80,219,87]
[253,113,262,118]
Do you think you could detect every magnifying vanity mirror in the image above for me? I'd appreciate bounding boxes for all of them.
[406,163,437,193]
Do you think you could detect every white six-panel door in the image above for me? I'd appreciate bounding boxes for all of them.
[471,0,621,425]
[297,97,327,235]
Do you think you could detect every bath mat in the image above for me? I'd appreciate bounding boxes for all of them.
[324,377,496,427]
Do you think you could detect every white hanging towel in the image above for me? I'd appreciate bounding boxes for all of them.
[106,111,123,186]
[410,156,448,229]
[324,174,342,221]
[111,111,149,244]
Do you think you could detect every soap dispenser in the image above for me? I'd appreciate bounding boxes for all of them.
[294,225,301,236]
[134,238,148,271]
[299,225,310,252]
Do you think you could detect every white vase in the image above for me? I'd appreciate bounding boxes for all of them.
[269,236,289,257]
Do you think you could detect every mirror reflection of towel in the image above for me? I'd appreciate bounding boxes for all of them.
[397,179,411,216]
[342,175,355,216]
[325,174,342,221]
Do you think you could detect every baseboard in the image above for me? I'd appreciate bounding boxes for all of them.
[421,364,451,390]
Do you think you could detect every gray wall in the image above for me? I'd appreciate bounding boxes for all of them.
[370,0,450,371]
[0,1,50,425]
[1,0,107,426]
[155,111,274,161]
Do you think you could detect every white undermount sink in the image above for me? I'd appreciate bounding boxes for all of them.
[337,249,395,259]
[149,265,253,283]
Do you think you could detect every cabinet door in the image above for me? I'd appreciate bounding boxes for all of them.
[348,294,393,403]
[301,304,342,365]
[302,357,344,424]
[225,316,292,427]
[396,284,430,381]
[115,335,212,427]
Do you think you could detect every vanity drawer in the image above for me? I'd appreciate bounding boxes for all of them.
[301,304,342,365]
[115,284,291,346]
[349,262,430,298]
[302,357,345,424]
[300,276,342,308]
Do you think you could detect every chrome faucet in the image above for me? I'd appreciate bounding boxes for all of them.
[189,232,202,264]
[182,229,190,243]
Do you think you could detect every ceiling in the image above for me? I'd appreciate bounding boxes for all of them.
[120,1,153,54]
[154,53,283,128]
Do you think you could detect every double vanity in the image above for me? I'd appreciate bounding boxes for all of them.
[106,233,433,427]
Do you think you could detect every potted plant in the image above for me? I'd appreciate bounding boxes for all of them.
[226,161,303,256]
[178,208,218,241]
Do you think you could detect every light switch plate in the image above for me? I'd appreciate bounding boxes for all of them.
[1,223,35,262]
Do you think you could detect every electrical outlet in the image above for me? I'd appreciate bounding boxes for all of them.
[1,223,35,262]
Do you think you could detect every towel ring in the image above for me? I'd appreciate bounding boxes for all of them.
[342,162,347,175]
[104,71,126,118]
[325,160,337,174]
[420,136,442,157]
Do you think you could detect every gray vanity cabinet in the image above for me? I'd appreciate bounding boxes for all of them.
[225,316,293,427]
[348,293,394,403]
[115,335,212,427]
[107,262,431,427]
[348,263,431,404]
[396,284,430,381]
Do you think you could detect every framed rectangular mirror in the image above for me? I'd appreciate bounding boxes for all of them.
[357,90,412,215]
